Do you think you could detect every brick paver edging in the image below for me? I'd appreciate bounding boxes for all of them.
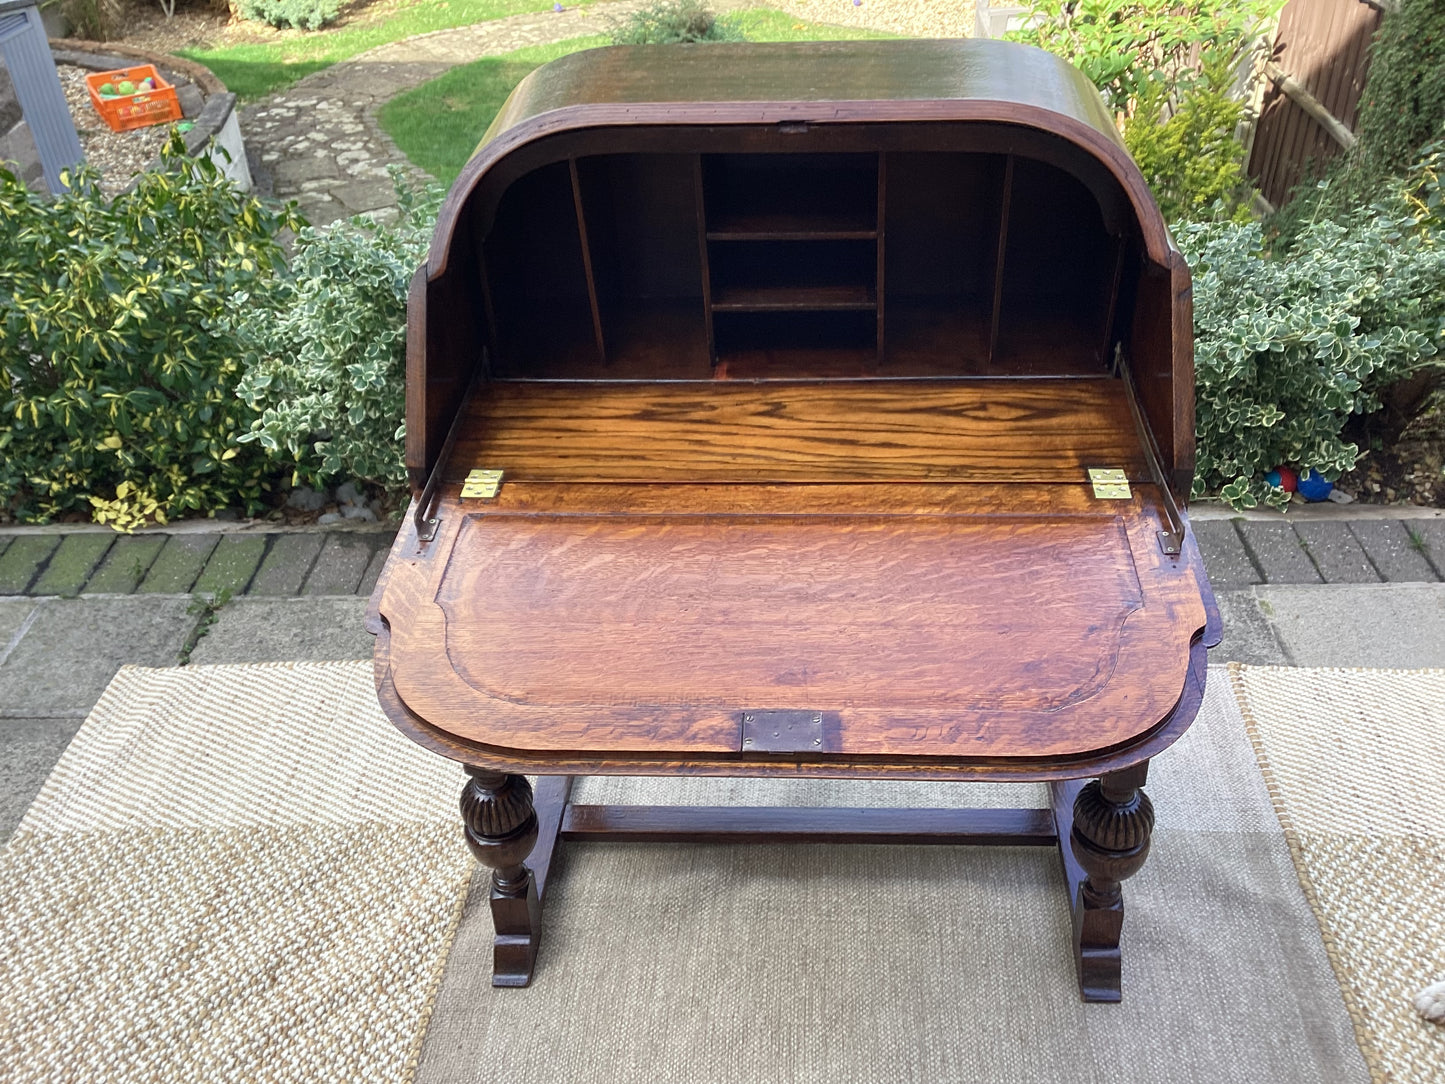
[0,530,397,598]
[2,516,1443,598]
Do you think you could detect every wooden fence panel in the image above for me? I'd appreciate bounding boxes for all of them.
[1248,0,1382,210]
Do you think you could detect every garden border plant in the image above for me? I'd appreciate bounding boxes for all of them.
[1008,0,1267,224]
[1182,153,1445,509]
[232,169,442,495]
[1268,0,1445,247]
[0,136,302,530]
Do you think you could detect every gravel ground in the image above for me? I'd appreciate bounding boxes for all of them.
[774,0,975,37]
[57,64,172,194]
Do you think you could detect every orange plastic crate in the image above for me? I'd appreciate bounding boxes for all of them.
[85,65,183,133]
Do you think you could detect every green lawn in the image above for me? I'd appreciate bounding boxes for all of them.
[177,0,556,100]
[378,9,896,186]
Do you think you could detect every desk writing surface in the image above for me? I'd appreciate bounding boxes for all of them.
[377,378,1207,766]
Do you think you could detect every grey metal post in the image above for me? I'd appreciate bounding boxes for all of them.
[0,0,83,193]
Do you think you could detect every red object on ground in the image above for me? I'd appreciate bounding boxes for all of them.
[1266,465,1298,492]
[85,65,182,134]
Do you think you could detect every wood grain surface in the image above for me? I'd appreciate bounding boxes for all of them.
[378,475,1206,762]
[451,379,1147,483]
[435,513,1141,711]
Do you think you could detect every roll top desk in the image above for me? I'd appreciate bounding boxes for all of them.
[369,39,1221,1002]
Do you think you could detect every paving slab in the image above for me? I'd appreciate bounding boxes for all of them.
[0,717,83,844]
[29,534,116,596]
[1292,522,1380,584]
[138,534,220,594]
[1236,521,1321,584]
[0,597,40,665]
[0,596,196,716]
[1253,583,1445,668]
[1406,518,1445,579]
[192,535,268,597]
[188,596,373,664]
[249,533,324,596]
[1209,590,1292,667]
[1347,520,1440,582]
[0,536,60,595]
[84,535,169,594]
[301,534,377,596]
[1192,519,1260,590]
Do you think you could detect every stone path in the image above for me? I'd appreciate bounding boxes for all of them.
[240,1,666,224]
[3,511,1444,603]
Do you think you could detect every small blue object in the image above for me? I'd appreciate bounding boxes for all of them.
[553,2,563,10]
[1296,468,1333,502]
[853,0,861,5]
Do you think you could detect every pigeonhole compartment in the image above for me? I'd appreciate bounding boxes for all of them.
[401,38,1198,554]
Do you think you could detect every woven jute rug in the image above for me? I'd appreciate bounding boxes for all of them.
[413,673,1376,1084]
[0,662,470,1084]
[1232,664,1445,1084]
[3,662,1438,1082]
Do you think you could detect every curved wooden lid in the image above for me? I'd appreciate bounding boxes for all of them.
[482,39,1122,147]
[428,39,1170,277]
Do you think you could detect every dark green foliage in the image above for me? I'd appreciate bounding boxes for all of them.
[1355,0,1445,175]
[237,0,339,31]
[0,137,302,528]
[1403,140,1445,235]
[608,0,742,45]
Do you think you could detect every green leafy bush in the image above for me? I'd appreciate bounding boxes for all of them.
[1125,56,1252,223]
[608,0,742,45]
[1355,0,1445,187]
[233,172,439,493]
[1008,0,1263,223]
[1403,140,1445,236]
[237,0,339,31]
[0,138,300,529]
[1007,0,1265,116]
[1181,200,1445,509]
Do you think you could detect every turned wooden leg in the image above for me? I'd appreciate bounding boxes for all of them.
[1068,762,1154,1002]
[461,768,542,987]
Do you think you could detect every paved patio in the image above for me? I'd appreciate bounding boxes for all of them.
[4,507,1445,841]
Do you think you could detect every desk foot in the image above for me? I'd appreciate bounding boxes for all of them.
[461,768,542,987]
[1059,764,1154,1002]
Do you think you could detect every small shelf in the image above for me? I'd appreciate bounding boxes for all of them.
[712,284,877,312]
[706,209,877,241]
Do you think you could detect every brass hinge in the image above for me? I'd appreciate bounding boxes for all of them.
[461,469,503,500]
[1088,467,1132,500]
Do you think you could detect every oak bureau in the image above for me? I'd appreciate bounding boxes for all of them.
[367,38,1221,1002]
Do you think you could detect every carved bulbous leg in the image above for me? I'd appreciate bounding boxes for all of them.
[461,768,543,987]
[1069,764,1155,1002]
